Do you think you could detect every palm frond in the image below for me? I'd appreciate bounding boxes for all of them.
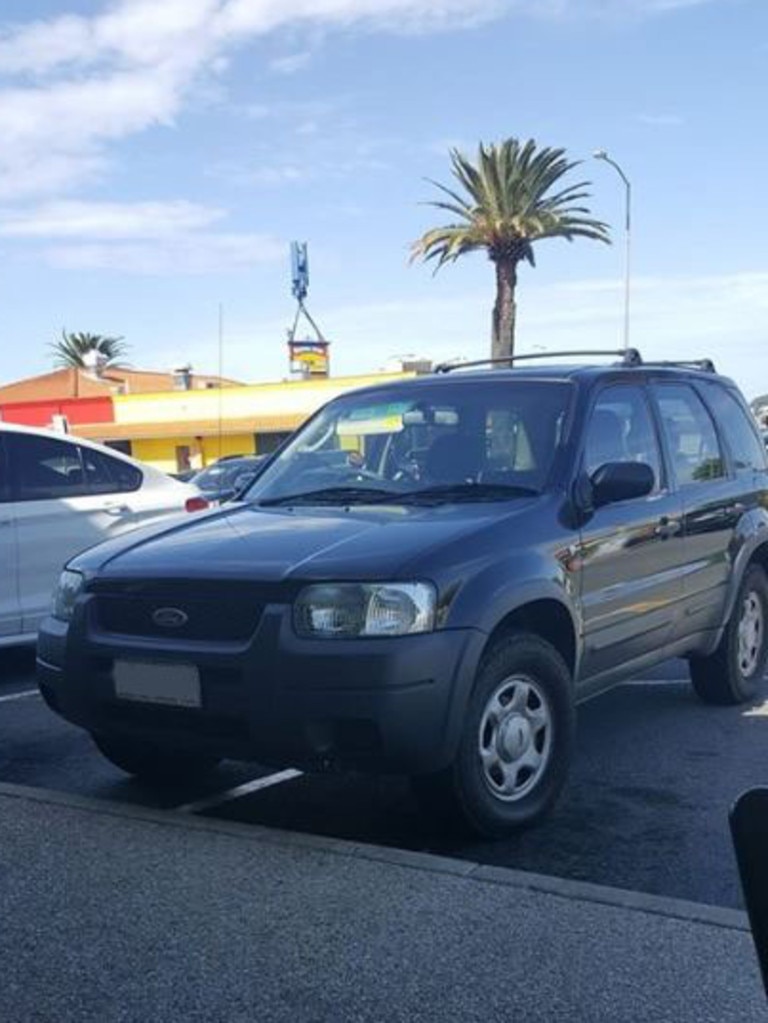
[50,329,130,369]
[412,135,611,273]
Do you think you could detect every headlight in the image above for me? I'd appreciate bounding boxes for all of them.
[295,582,436,638]
[52,570,85,622]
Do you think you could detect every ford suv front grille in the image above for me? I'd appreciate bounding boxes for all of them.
[93,580,266,643]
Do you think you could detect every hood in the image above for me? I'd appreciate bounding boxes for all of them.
[71,498,539,582]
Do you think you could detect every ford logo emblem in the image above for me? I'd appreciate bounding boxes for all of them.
[151,607,189,629]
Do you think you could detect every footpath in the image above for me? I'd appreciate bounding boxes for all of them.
[0,782,764,1022]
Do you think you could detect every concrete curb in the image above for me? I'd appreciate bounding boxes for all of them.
[0,780,749,934]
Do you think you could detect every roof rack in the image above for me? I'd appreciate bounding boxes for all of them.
[641,359,717,374]
[433,350,718,375]
[434,348,642,374]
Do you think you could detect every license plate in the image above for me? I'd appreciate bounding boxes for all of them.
[113,661,201,708]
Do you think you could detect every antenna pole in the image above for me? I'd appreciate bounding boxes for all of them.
[217,302,224,463]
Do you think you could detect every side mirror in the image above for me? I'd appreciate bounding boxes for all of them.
[591,461,654,508]
[230,472,258,501]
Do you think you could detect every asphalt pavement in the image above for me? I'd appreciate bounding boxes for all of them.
[0,784,764,1023]
[3,648,768,1020]
[3,650,766,909]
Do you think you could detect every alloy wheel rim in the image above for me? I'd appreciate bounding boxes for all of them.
[737,591,763,679]
[477,674,553,802]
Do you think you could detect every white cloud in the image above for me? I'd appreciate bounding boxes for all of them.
[0,0,500,80]
[249,165,307,185]
[138,264,761,392]
[0,61,196,199]
[637,113,684,126]
[269,51,313,75]
[43,232,285,274]
[0,153,108,202]
[213,0,503,40]
[0,200,224,239]
[531,0,720,18]
[0,0,719,203]
[0,0,220,75]
[227,269,765,397]
[3,195,287,273]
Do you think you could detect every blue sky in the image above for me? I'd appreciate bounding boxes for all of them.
[1,0,766,396]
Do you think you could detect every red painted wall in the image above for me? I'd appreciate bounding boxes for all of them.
[0,396,114,428]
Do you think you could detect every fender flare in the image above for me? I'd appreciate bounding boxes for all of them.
[440,577,581,764]
[699,513,768,656]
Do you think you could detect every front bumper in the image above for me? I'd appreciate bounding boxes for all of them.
[37,598,486,775]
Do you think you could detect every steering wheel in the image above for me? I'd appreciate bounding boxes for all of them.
[390,448,422,484]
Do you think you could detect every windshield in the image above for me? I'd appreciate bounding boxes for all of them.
[246,380,572,505]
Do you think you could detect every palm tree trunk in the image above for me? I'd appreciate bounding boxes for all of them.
[491,258,517,363]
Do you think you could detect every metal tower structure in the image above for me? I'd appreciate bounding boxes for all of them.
[286,242,330,377]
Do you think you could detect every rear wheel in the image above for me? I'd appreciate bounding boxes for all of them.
[689,564,768,705]
[411,632,575,838]
[91,732,220,784]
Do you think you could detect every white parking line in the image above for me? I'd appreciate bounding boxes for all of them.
[0,688,40,704]
[175,768,303,814]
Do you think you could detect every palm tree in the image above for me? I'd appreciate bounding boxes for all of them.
[411,138,611,362]
[50,330,129,370]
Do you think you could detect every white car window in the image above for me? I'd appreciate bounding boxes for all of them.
[79,446,142,495]
[10,433,89,500]
[0,436,20,637]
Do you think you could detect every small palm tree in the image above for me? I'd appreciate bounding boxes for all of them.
[412,138,611,362]
[50,330,129,370]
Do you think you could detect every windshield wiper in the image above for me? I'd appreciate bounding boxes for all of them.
[258,486,398,507]
[395,482,540,505]
[259,481,539,508]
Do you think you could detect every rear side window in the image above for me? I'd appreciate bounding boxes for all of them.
[702,385,767,473]
[652,384,725,486]
[79,446,142,494]
[7,433,143,500]
[9,433,90,500]
[0,436,8,503]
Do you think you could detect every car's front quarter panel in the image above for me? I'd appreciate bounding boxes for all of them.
[422,496,581,683]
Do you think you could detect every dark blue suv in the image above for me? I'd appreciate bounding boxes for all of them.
[37,350,768,837]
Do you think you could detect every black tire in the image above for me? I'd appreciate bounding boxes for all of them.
[91,732,221,784]
[411,632,575,839]
[689,564,768,706]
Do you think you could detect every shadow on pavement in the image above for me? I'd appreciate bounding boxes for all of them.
[0,646,36,682]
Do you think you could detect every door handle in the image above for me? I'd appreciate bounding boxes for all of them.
[713,503,744,522]
[103,503,130,516]
[654,517,681,540]
[0,519,12,527]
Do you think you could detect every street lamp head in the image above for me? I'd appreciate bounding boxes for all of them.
[593,149,608,160]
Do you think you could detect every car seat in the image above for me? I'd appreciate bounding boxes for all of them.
[424,432,484,484]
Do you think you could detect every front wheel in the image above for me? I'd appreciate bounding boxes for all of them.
[689,564,768,705]
[412,632,575,838]
[91,732,221,784]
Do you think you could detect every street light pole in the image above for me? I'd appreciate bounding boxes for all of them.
[594,150,631,353]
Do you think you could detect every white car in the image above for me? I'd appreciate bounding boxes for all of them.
[0,422,207,646]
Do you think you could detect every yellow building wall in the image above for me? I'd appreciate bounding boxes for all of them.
[132,433,256,472]
[111,372,416,473]
[201,433,255,464]
[112,372,412,427]
[131,437,202,474]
